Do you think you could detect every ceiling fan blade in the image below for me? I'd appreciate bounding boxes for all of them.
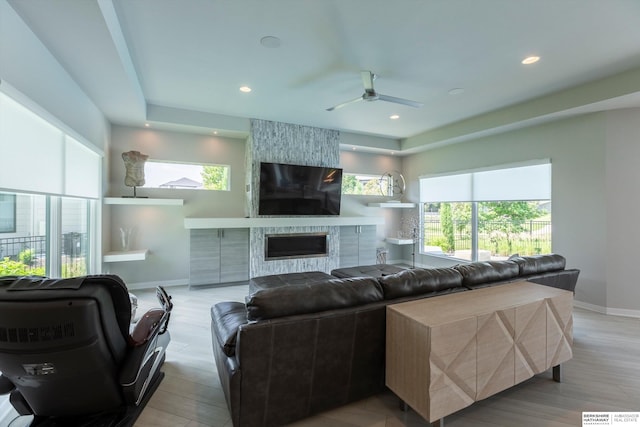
[377,94,424,108]
[326,96,363,111]
[361,71,375,91]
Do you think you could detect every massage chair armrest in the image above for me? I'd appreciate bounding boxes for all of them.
[129,308,168,346]
[129,286,173,347]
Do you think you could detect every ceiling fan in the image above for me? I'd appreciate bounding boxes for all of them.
[326,70,424,112]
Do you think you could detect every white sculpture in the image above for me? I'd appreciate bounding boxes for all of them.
[122,150,148,197]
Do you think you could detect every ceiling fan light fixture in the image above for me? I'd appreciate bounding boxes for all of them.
[326,70,423,111]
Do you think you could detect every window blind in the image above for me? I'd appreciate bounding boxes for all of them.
[420,161,551,202]
[0,92,101,199]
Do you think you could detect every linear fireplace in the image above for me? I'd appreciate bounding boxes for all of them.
[265,232,328,260]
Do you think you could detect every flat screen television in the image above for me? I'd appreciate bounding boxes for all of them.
[258,162,343,216]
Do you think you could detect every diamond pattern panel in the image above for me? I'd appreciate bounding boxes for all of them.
[476,309,516,400]
[515,299,548,383]
[546,296,574,366]
[428,317,477,421]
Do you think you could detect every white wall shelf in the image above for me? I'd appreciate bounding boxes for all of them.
[385,238,416,245]
[367,202,416,208]
[104,197,183,206]
[184,216,385,229]
[103,249,148,263]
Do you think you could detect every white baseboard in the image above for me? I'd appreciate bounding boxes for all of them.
[573,300,640,318]
[573,300,607,314]
[125,278,187,290]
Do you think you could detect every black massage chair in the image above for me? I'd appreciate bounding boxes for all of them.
[0,275,172,426]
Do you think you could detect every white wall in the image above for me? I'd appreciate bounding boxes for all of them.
[605,108,640,315]
[402,113,608,310]
[106,125,246,286]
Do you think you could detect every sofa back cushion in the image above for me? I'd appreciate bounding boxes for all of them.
[508,253,566,276]
[245,277,383,321]
[454,260,520,287]
[378,268,463,299]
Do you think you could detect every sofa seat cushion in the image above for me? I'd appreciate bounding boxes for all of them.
[245,277,384,321]
[378,267,463,299]
[249,271,335,294]
[330,264,407,279]
[509,253,566,276]
[211,301,248,357]
[455,260,520,287]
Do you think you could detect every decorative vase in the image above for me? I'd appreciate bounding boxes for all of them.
[120,227,133,251]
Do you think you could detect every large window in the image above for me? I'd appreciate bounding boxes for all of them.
[420,161,551,261]
[0,90,100,278]
[0,193,94,278]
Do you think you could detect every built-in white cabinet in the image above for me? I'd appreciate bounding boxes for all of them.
[339,225,376,267]
[189,228,249,288]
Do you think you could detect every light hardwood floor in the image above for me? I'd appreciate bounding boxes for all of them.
[129,283,640,427]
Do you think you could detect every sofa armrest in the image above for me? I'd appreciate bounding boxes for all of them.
[211,302,248,357]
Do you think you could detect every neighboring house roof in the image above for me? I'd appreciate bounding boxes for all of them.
[159,177,202,189]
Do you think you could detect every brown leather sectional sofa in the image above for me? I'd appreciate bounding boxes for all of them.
[210,254,579,427]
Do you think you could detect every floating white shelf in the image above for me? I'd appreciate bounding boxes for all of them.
[367,202,416,208]
[103,249,148,263]
[385,238,416,245]
[184,216,385,229]
[104,197,183,206]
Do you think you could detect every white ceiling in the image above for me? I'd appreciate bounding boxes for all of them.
[7,0,640,150]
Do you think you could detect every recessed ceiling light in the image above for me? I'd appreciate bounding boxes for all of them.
[260,36,281,48]
[352,147,357,151]
[389,114,400,120]
[239,86,252,93]
[448,88,465,96]
[213,130,218,135]
[144,123,150,127]
[522,56,540,65]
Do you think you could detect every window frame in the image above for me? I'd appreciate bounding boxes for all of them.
[341,172,393,196]
[142,159,231,191]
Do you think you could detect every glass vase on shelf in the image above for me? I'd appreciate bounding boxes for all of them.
[119,227,133,252]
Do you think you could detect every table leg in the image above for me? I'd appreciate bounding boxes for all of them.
[553,364,562,383]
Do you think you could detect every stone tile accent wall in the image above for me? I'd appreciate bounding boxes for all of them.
[247,119,341,277]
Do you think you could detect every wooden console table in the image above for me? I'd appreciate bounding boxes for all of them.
[386,281,573,426]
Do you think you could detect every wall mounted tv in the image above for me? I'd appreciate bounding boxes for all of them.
[258,162,343,216]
